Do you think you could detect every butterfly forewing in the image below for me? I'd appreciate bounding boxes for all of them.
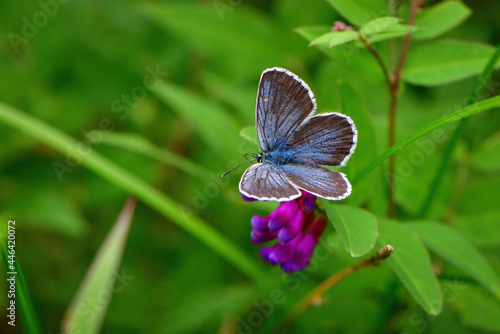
[239,163,301,201]
[288,112,357,166]
[256,68,316,152]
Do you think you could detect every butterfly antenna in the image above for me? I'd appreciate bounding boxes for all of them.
[221,158,257,177]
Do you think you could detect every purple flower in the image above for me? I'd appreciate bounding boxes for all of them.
[244,191,327,273]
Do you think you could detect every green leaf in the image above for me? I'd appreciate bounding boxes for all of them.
[0,102,274,289]
[336,81,378,206]
[322,202,378,257]
[413,1,472,40]
[62,199,136,334]
[367,24,420,43]
[352,95,500,184]
[100,132,211,182]
[377,219,442,315]
[457,287,500,332]
[404,40,500,86]
[360,17,401,35]
[309,30,359,48]
[408,222,500,299]
[325,0,386,26]
[153,81,241,160]
[1,217,41,334]
[239,126,259,146]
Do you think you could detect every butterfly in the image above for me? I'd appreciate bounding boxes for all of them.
[239,67,357,201]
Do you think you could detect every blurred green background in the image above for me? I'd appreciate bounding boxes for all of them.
[1,0,500,333]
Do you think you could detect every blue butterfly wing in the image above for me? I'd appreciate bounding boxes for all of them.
[256,68,316,152]
[287,112,357,166]
[281,163,351,200]
[239,163,301,201]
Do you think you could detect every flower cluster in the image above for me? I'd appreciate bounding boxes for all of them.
[332,21,354,31]
[243,192,326,273]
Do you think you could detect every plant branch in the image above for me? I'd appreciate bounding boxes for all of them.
[387,0,421,217]
[360,34,393,93]
[277,245,394,332]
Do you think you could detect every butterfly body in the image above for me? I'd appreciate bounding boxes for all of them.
[239,67,357,202]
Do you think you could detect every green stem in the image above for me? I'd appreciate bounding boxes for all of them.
[1,219,41,334]
[0,103,274,290]
[351,96,500,184]
[418,43,500,218]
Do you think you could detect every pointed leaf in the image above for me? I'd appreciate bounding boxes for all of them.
[368,24,421,43]
[310,30,359,48]
[322,202,378,257]
[404,40,500,86]
[409,222,500,299]
[360,17,401,35]
[62,199,136,334]
[377,219,442,315]
[413,1,472,40]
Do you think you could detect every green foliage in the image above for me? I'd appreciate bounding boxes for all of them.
[360,17,402,35]
[322,202,378,257]
[404,40,500,86]
[310,30,360,48]
[377,219,443,315]
[413,1,472,40]
[62,199,136,334]
[409,222,500,298]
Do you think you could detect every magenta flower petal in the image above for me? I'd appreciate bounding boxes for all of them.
[269,200,300,231]
[277,210,304,242]
[302,191,317,211]
[251,229,277,245]
[260,245,279,265]
[281,234,317,273]
[251,215,270,233]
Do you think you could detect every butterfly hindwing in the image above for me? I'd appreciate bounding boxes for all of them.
[287,112,357,166]
[282,163,352,200]
[256,68,316,152]
[239,163,301,201]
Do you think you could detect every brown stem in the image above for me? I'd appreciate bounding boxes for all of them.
[361,35,393,93]
[277,245,394,332]
[387,0,420,217]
